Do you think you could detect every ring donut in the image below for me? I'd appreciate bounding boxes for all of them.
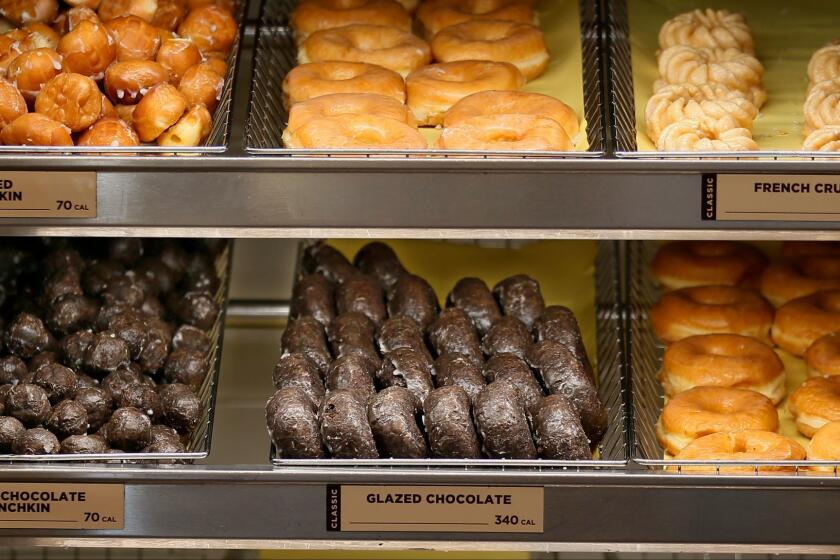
[672,430,805,474]
[650,241,767,291]
[760,259,840,308]
[772,289,840,356]
[285,93,416,137]
[290,0,411,42]
[805,331,840,378]
[282,61,405,109]
[436,114,572,151]
[807,421,840,470]
[283,113,427,150]
[788,377,840,437]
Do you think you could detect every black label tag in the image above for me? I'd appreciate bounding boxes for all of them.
[326,484,341,532]
[702,174,717,221]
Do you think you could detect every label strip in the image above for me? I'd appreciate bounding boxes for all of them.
[0,483,124,529]
[0,171,96,219]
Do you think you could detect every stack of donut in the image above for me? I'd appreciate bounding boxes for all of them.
[648,240,840,473]
[645,8,764,152]
[281,0,579,152]
[802,43,840,151]
[0,0,237,148]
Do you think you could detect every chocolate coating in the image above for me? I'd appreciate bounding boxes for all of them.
[74,387,113,431]
[184,253,220,293]
[0,355,28,385]
[47,294,98,335]
[387,274,439,331]
[428,308,483,366]
[291,274,335,327]
[306,243,356,284]
[6,383,51,427]
[532,395,591,460]
[118,383,162,419]
[424,386,481,459]
[0,416,25,452]
[137,330,169,375]
[175,291,219,331]
[377,347,436,407]
[266,387,324,459]
[44,248,85,275]
[474,381,536,459]
[533,306,593,381]
[281,316,332,375]
[273,353,325,407]
[60,330,96,371]
[159,384,202,433]
[319,390,378,459]
[42,268,83,305]
[105,407,152,451]
[163,348,207,390]
[172,325,211,353]
[101,369,142,400]
[377,316,427,355]
[75,373,99,390]
[493,275,545,329]
[84,332,131,375]
[144,439,186,454]
[5,313,54,359]
[82,260,124,297]
[96,302,141,332]
[136,257,178,295]
[327,311,378,362]
[336,274,386,327]
[326,354,376,403]
[46,400,89,439]
[447,277,501,336]
[141,296,166,318]
[483,353,544,414]
[156,241,189,278]
[60,433,109,454]
[14,427,59,454]
[109,314,150,360]
[434,353,486,404]
[149,424,181,446]
[109,238,145,265]
[28,351,59,373]
[102,273,146,307]
[526,341,607,443]
[481,316,532,359]
[353,242,406,292]
[368,386,427,458]
[32,363,78,404]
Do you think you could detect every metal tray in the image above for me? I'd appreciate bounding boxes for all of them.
[627,240,840,475]
[0,241,233,462]
[270,240,628,468]
[245,0,606,158]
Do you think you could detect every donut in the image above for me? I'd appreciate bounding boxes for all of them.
[804,126,840,151]
[494,274,544,328]
[431,20,548,81]
[428,308,482,366]
[658,9,754,53]
[319,389,379,459]
[533,305,593,379]
[98,0,158,22]
[283,114,427,150]
[55,7,101,34]
[105,15,161,61]
[57,20,117,80]
[808,44,840,89]
[672,430,806,474]
[377,347,435,407]
[1,112,72,145]
[656,386,778,455]
[282,315,331,375]
[290,274,334,327]
[156,37,201,83]
[424,386,481,459]
[282,61,405,110]
[406,61,523,126]
[290,0,411,42]
[376,316,426,356]
[446,277,500,336]
[803,79,840,135]
[151,0,187,30]
[18,23,60,51]
[266,387,324,459]
[416,1,535,39]
[157,103,211,146]
[805,331,840,378]
[0,0,58,25]
[532,394,591,460]
[178,62,223,112]
[131,81,187,141]
[760,260,840,308]
[434,353,485,405]
[807,421,840,470]
[326,312,379,365]
[443,90,579,139]
[782,241,840,260]
[481,315,531,359]
[656,120,757,152]
[650,241,768,291]
[788,377,840,437]
[7,48,62,102]
[327,353,377,403]
[659,334,786,404]
[78,117,140,146]
[353,241,406,291]
[0,78,26,128]
[177,5,237,56]
[35,72,103,132]
[104,60,170,104]
[437,114,572,152]
[473,381,536,459]
[299,24,430,78]
[285,93,416,139]
[772,290,840,356]
[650,285,774,345]
[367,386,427,459]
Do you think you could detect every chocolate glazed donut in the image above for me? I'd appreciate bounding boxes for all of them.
[526,340,607,443]
[424,386,481,459]
[494,274,545,329]
[428,308,483,366]
[473,381,536,459]
[377,347,436,407]
[304,243,356,284]
[281,316,332,375]
[336,274,387,327]
[533,305,593,381]
[354,242,407,293]
[377,316,428,356]
[326,354,377,403]
[447,277,501,336]
[481,316,532,359]
[483,353,544,415]
[532,394,591,460]
[434,353,485,404]
[368,386,427,458]
[320,389,379,459]
[273,353,326,408]
[327,311,380,365]
[266,387,325,459]
[290,274,335,327]
[388,274,439,331]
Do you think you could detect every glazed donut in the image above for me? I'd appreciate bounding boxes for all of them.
[0,78,26,128]
[151,0,187,30]
[57,20,117,79]
[659,334,786,404]
[186,0,234,11]
[18,23,60,51]
[77,116,140,145]
[299,24,430,78]
[443,90,578,139]
[35,72,103,132]
[788,377,840,437]
[804,126,840,152]
[282,61,405,109]
[203,56,226,76]
[650,285,774,345]
[806,332,840,378]
[656,386,778,455]
[283,114,427,150]
[650,241,768,291]
[1,112,72,145]
[155,37,201,83]
[782,241,840,260]
[290,0,411,42]
[772,289,840,356]
[416,1,535,39]
[658,9,754,53]
[177,5,237,56]
[431,20,548,81]
[7,48,62,101]
[807,421,840,470]
[0,0,58,25]
[114,101,135,124]
[157,103,211,146]
[64,0,99,8]
[97,0,158,22]
[177,62,223,112]
[760,261,840,308]
[656,120,757,152]
[104,59,169,104]
[105,15,161,61]
[803,79,840,135]
[655,46,766,108]
[285,93,416,137]
[55,7,101,34]
[808,44,840,89]
[436,114,572,151]
[406,61,524,126]
[100,93,117,117]
[131,81,186,141]
[672,430,806,474]
[645,83,757,143]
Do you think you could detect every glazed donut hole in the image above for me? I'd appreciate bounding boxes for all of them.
[35,72,103,131]
[177,5,237,56]
[18,22,60,50]
[97,0,158,23]
[177,61,222,111]
[151,0,187,30]
[105,15,161,61]
[155,37,201,83]
[55,6,101,35]
[78,116,139,145]
[0,0,59,25]
[7,47,63,101]
[104,59,169,104]
[0,77,27,127]
[64,0,101,9]
[202,56,225,76]
[114,100,136,123]
[58,20,117,79]
[157,102,210,146]
[1,112,72,145]
[186,0,235,12]
[131,81,186,141]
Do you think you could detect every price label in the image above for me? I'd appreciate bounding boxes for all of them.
[326,485,543,533]
[0,172,96,218]
[702,173,840,221]
[0,483,124,529]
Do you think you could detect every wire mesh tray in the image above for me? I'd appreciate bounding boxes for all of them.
[245,0,606,158]
[627,240,840,476]
[0,241,233,463]
[270,240,628,469]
